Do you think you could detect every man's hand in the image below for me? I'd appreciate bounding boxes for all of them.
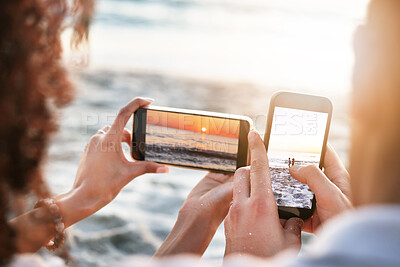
[224,130,304,258]
[289,144,352,233]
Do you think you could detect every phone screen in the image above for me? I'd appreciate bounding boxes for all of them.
[268,106,328,209]
[144,110,242,172]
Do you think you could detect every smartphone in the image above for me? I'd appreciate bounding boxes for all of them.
[264,91,332,220]
[131,106,252,173]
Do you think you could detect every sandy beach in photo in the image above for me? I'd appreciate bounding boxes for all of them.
[270,167,314,209]
[268,151,319,209]
[270,168,314,209]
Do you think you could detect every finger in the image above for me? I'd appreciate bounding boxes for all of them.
[110,97,153,136]
[96,125,111,136]
[248,131,272,199]
[284,217,304,237]
[324,144,351,197]
[303,213,320,233]
[246,127,256,165]
[247,144,252,165]
[324,144,348,179]
[233,167,250,201]
[290,164,341,200]
[123,161,169,184]
[301,218,313,233]
[122,128,132,145]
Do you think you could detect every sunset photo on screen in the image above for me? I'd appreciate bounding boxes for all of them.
[145,110,240,171]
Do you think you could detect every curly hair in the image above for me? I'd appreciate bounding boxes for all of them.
[0,0,93,262]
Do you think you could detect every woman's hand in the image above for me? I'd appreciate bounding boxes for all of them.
[224,131,304,258]
[56,97,169,228]
[154,172,233,257]
[289,144,352,233]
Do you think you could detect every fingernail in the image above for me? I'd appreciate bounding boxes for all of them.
[144,97,154,102]
[156,166,169,173]
[290,165,302,172]
[248,130,258,142]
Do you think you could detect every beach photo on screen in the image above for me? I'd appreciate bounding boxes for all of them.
[145,110,240,172]
[268,107,328,209]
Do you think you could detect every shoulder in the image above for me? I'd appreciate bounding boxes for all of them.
[292,205,400,267]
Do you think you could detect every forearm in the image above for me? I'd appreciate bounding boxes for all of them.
[9,208,56,253]
[154,212,219,257]
[55,188,100,228]
[9,188,97,253]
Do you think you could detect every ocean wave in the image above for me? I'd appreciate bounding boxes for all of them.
[270,167,313,209]
[146,144,237,160]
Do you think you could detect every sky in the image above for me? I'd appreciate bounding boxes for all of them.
[146,110,240,138]
[268,107,328,154]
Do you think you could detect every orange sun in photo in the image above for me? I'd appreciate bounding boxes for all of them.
[146,110,240,138]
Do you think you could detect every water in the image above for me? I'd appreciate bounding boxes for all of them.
[145,125,238,172]
[269,151,319,209]
[270,166,314,209]
[269,150,321,168]
[46,0,367,265]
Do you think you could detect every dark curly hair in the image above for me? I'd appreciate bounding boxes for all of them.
[0,0,93,262]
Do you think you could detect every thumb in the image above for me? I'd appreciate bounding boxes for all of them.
[290,165,340,200]
[284,217,304,237]
[123,161,169,182]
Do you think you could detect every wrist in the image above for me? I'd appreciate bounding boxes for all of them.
[177,207,220,234]
[154,209,218,257]
[9,207,56,253]
[55,188,98,228]
[178,202,223,230]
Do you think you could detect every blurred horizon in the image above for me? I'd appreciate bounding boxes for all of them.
[63,0,369,95]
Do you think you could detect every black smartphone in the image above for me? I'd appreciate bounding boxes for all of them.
[131,106,252,173]
[264,91,332,220]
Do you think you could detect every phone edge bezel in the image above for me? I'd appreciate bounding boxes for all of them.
[264,91,333,220]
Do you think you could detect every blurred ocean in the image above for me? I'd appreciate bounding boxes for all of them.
[46,0,368,265]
